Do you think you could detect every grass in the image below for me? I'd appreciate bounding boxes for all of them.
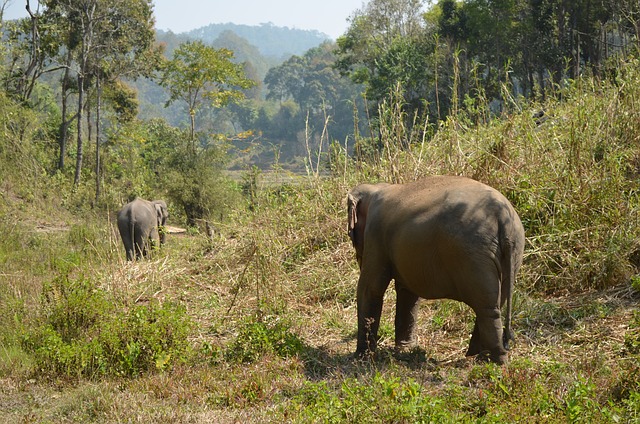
[1,61,640,422]
[1,185,638,422]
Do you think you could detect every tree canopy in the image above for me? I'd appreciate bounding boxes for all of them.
[159,40,255,144]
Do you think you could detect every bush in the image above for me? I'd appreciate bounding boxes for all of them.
[289,373,452,423]
[23,276,193,378]
[224,315,305,363]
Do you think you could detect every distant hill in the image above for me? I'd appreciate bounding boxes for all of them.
[182,22,330,59]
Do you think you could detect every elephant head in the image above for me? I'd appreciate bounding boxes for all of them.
[347,176,525,364]
[152,200,169,245]
[347,183,389,268]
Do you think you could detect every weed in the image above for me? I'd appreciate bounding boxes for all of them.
[288,373,453,423]
[631,275,640,293]
[624,312,640,355]
[223,315,305,363]
[564,377,601,422]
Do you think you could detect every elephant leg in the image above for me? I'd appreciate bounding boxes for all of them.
[466,320,482,357]
[120,231,134,261]
[356,269,391,357]
[394,281,419,348]
[123,240,134,261]
[133,230,146,260]
[472,307,508,364]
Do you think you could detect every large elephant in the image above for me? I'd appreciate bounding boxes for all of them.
[347,176,525,364]
[117,198,169,261]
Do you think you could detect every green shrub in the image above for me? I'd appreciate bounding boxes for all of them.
[23,276,192,378]
[224,316,305,363]
[289,373,453,423]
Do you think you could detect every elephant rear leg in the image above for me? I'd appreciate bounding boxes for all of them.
[394,281,419,348]
[119,229,135,261]
[467,308,507,364]
[123,241,135,261]
[133,231,146,260]
[466,320,482,357]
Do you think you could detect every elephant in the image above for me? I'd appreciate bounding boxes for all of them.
[347,176,525,364]
[117,198,169,261]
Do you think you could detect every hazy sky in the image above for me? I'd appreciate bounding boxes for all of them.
[2,0,366,39]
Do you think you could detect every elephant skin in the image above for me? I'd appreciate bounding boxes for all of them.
[117,198,168,261]
[347,176,525,364]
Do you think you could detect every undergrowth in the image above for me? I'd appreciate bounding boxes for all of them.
[22,275,193,378]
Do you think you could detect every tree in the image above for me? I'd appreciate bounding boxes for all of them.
[336,0,428,118]
[84,0,160,200]
[6,0,158,190]
[159,40,255,148]
[2,1,65,104]
[264,42,365,154]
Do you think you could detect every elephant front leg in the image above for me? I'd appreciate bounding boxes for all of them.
[466,320,482,357]
[356,272,390,357]
[394,281,419,348]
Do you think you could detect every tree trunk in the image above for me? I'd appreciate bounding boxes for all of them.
[58,51,73,170]
[190,109,196,152]
[95,74,102,203]
[73,73,84,187]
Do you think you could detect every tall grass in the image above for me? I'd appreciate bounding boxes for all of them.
[342,59,640,293]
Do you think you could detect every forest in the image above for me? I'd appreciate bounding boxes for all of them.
[1,0,640,422]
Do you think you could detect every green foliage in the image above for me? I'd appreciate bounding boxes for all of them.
[223,316,305,363]
[625,312,640,355]
[160,40,255,140]
[162,134,242,226]
[290,373,452,423]
[632,276,640,293]
[263,42,365,150]
[104,81,139,124]
[564,377,601,422]
[23,276,192,378]
[336,0,428,121]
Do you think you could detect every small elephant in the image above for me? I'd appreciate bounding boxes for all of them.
[347,176,525,364]
[117,198,169,261]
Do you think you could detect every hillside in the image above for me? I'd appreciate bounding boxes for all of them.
[183,22,330,59]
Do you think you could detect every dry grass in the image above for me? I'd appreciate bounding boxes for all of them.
[1,214,639,422]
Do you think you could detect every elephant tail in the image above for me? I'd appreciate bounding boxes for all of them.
[500,248,516,351]
[127,219,137,260]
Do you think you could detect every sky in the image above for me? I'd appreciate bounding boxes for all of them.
[2,0,366,40]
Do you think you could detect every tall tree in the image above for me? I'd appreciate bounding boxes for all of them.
[33,0,158,188]
[85,0,160,200]
[159,40,254,148]
[336,0,426,87]
[336,0,428,116]
[2,0,65,104]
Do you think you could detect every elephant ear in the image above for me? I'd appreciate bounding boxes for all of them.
[347,193,359,245]
[154,203,163,226]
